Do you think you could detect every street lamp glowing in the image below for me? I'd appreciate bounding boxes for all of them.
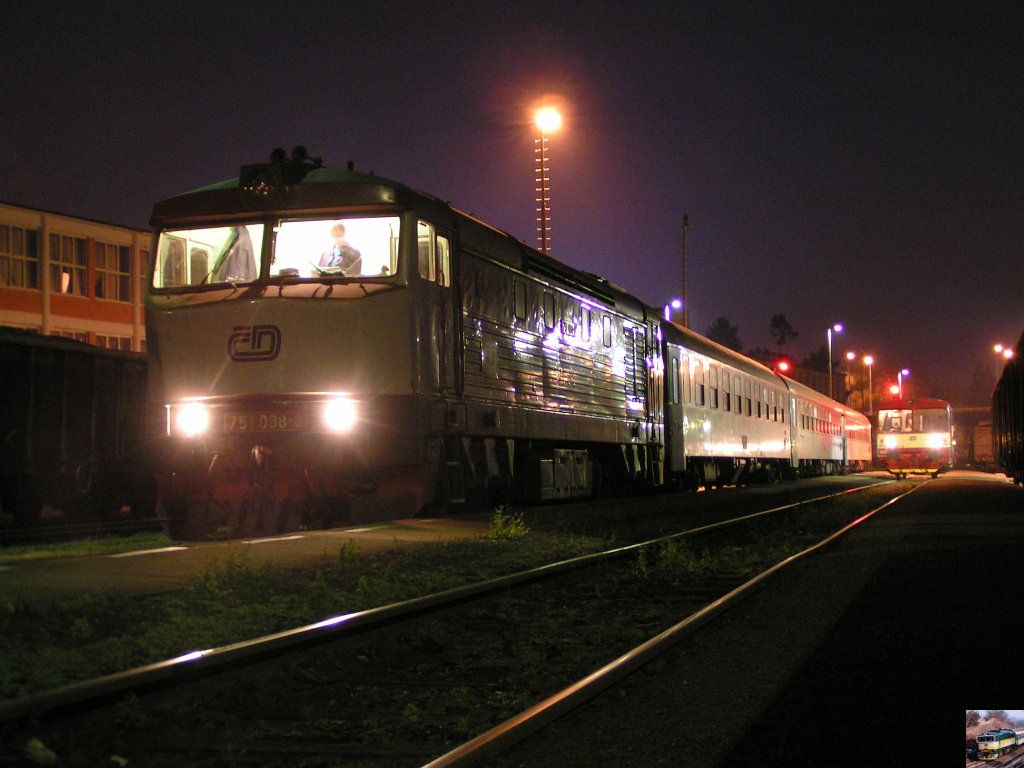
[889,384,900,396]
[897,368,909,399]
[534,107,563,134]
[846,351,856,361]
[670,298,683,310]
[533,104,563,254]
[777,360,791,373]
[862,355,875,414]
[1005,348,1015,360]
[994,344,1004,353]
[827,323,844,400]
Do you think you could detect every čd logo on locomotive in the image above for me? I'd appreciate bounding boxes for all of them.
[228,325,282,362]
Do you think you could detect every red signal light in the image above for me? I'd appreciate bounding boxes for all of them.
[777,360,791,373]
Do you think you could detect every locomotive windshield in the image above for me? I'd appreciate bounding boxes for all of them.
[273,216,399,278]
[155,224,264,288]
[878,408,950,433]
[152,215,399,289]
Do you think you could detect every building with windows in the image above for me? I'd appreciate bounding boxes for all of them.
[0,201,150,351]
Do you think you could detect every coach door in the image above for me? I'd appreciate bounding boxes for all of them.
[666,346,686,471]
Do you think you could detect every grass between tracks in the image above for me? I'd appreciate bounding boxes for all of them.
[0,480,906,702]
[0,532,174,564]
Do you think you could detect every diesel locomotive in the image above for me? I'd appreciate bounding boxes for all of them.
[146,149,871,537]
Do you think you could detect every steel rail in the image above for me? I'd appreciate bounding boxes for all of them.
[421,480,927,768]
[0,480,892,723]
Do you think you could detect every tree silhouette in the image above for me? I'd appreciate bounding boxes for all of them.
[705,316,742,352]
[769,314,799,349]
[801,344,831,372]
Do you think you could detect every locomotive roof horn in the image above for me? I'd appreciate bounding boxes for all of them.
[239,146,324,202]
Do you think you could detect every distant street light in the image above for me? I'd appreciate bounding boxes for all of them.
[827,323,843,400]
[863,355,875,414]
[993,342,1015,382]
[898,368,910,399]
[664,297,683,321]
[681,214,692,328]
[534,106,562,254]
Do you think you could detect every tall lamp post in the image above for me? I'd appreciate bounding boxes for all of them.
[845,351,856,406]
[534,106,562,254]
[681,214,692,328]
[863,355,874,414]
[897,368,910,399]
[664,297,682,322]
[827,323,843,400]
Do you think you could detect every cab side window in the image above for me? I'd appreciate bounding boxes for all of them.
[437,235,450,287]
[417,221,453,288]
[417,221,435,281]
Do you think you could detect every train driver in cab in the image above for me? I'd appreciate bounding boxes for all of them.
[319,222,362,274]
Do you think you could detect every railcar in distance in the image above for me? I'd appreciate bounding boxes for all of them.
[993,331,1024,485]
[876,397,953,479]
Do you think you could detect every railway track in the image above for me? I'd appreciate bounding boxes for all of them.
[1,480,914,766]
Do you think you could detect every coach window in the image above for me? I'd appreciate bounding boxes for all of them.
[695,362,705,406]
[417,221,435,281]
[683,356,692,403]
[745,381,753,416]
[709,365,719,409]
[582,308,592,341]
[670,356,680,404]
[543,291,556,330]
[562,302,578,336]
[723,371,731,412]
[514,280,527,320]
[602,315,612,347]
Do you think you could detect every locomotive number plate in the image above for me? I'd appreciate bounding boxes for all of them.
[224,411,306,433]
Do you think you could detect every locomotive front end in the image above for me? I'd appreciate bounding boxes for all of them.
[876,398,953,479]
[146,153,432,537]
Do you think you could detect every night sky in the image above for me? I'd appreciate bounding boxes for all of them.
[3,3,1021,400]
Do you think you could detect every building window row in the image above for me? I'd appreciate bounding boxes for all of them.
[0,224,40,289]
[95,242,131,302]
[50,234,89,296]
[1,226,144,304]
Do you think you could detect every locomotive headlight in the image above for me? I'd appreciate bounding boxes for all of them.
[883,435,898,450]
[927,433,946,449]
[323,398,357,433]
[175,403,210,437]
